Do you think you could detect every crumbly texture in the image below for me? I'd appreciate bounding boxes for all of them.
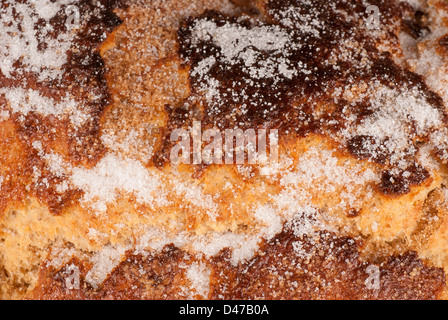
[2,0,448,300]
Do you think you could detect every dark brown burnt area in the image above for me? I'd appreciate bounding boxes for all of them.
[380,163,430,196]
[3,0,126,165]
[401,9,430,39]
[211,230,445,300]
[176,0,423,130]
[0,0,126,214]
[28,228,446,300]
[169,0,448,195]
[347,135,390,164]
[28,245,194,300]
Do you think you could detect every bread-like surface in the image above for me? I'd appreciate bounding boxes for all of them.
[1,0,448,299]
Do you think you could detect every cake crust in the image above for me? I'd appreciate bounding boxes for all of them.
[1,0,448,300]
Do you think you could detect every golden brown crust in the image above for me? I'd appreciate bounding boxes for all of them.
[28,231,446,300]
[2,0,448,300]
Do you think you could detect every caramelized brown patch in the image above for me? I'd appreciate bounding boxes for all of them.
[401,10,430,39]
[210,231,446,300]
[28,245,195,300]
[0,0,126,214]
[347,135,390,164]
[380,164,430,196]
[28,230,446,300]
[175,0,422,132]
[439,34,448,51]
[4,0,448,301]
[165,0,448,196]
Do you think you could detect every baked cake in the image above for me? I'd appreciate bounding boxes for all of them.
[1,0,448,300]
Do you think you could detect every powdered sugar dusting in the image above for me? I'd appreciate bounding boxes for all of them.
[341,84,443,166]
[276,146,378,214]
[190,18,300,80]
[6,0,448,293]
[186,262,211,298]
[71,154,168,213]
[0,1,78,81]
[85,244,129,288]
[0,87,88,126]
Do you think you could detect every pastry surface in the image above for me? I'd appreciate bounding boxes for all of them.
[1,0,448,299]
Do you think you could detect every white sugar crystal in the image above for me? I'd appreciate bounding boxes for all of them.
[192,232,260,266]
[47,245,80,269]
[186,262,211,298]
[34,0,76,20]
[171,177,218,220]
[0,1,78,81]
[85,244,129,288]
[288,207,326,238]
[341,84,443,165]
[399,0,425,9]
[271,2,323,36]
[190,19,300,80]
[70,154,167,213]
[253,205,283,240]
[0,87,87,126]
